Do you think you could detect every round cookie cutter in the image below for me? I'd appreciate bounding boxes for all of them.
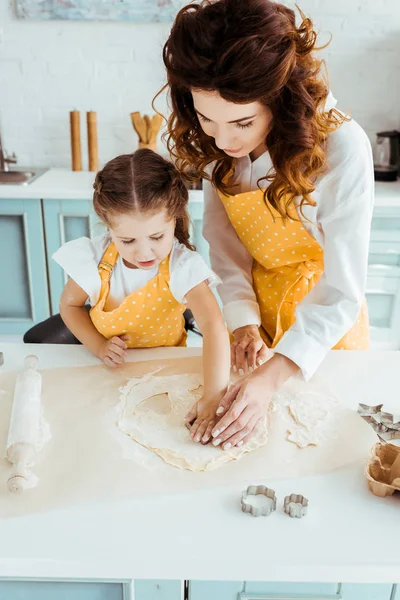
[241,485,277,517]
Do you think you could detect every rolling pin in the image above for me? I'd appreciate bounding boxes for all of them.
[5,355,42,494]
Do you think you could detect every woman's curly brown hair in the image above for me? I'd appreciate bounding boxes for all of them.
[158,0,347,219]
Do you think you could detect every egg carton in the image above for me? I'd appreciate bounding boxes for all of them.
[365,442,400,497]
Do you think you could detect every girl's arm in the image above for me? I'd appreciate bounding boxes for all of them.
[60,278,127,367]
[184,281,231,444]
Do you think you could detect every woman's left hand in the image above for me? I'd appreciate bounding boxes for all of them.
[211,354,299,449]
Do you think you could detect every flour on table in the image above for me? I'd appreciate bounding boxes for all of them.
[116,371,268,471]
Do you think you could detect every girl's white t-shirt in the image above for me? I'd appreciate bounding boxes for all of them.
[53,234,220,310]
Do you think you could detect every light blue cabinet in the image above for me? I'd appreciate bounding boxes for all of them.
[0,580,126,600]
[0,198,50,335]
[42,198,102,315]
[366,206,400,349]
[189,582,398,600]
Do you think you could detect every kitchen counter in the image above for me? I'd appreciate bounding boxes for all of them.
[0,168,399,206]
[0,343,399,582]
[0,168,204,203]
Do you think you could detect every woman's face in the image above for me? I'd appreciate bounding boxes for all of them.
[191,89,273,160]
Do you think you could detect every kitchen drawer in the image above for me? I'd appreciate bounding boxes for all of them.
[369,241,400,268]
[370,207,400,242]
[340,583,395,600]
[134,579,182,599]
[0,581,125,600]
[189,582,338,600]
[189,582,397,600]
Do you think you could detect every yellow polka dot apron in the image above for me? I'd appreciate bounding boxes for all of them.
[90,242,187,348]
[218,188,369,350]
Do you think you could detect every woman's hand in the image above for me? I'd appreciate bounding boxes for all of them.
[184,396,221,444]
[231,325,273,375]
[211,354,299,449]
[98,336,128,367]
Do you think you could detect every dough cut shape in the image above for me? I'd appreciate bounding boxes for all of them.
[283,389,338,448]
[117,372,269,471]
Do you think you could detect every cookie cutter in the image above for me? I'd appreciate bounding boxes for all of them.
[284,493,308,518]
[241,485,277,517]
[358,403,400,443]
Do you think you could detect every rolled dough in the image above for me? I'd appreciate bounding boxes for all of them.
[117,371,269,471]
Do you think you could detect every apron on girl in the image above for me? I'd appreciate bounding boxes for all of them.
[218,188,369,349]
[90,242,187,348]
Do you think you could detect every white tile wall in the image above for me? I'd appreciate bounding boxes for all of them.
[0,0,399,169]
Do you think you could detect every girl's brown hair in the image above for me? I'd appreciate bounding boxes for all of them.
[93,149,195,250]
[160,0,347,219]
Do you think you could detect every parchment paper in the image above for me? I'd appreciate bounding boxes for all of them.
[0,356,376,517]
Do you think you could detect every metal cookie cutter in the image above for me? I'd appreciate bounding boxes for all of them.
[241,485,277,517]
[284,493,308,518]
[358,403,400,443]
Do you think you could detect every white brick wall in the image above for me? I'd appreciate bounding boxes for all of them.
[0,0,399,169]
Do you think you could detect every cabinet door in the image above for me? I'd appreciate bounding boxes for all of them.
[189,581,396,600]
[43,199,102,315]
[0,198,50,335]
[0,580,125,600]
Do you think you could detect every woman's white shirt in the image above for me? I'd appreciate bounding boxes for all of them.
[202,98,374,380]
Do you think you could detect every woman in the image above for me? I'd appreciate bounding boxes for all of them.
[161,0,374,449]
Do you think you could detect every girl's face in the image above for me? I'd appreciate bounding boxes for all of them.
[109,208,175,270]
[191,89,273,161]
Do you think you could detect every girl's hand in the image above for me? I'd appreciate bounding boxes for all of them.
[231,325,272,375]
[211,354,299,449]
[98,336,128,367]
[184,396,221,445]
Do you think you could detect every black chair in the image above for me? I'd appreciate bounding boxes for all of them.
[23,308,202,344]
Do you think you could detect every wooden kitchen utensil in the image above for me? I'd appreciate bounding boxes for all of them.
[87,111,99,172]
[70,110,82,171]
[6,355,42,494]
[130,111,163,151]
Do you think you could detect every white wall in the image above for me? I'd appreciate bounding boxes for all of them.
[1,0,399,169]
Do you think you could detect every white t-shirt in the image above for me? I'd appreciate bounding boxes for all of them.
[202,92,374,380]
[53,234,220,310]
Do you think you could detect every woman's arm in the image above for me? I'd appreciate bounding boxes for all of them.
[203,178,272,371]
[275,133,374,381]
[183,281,231,443]
[60,278,127,367]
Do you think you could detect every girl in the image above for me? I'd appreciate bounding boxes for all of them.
[161,0,374,449]
[53,149,230,444]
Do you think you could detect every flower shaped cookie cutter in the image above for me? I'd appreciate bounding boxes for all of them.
[241,485,277,517]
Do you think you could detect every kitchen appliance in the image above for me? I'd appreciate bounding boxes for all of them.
[373,130,400,181]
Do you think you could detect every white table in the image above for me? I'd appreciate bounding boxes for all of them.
[0,344,399,585]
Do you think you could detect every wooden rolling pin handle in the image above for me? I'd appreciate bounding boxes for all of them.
[69,110,82,172]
